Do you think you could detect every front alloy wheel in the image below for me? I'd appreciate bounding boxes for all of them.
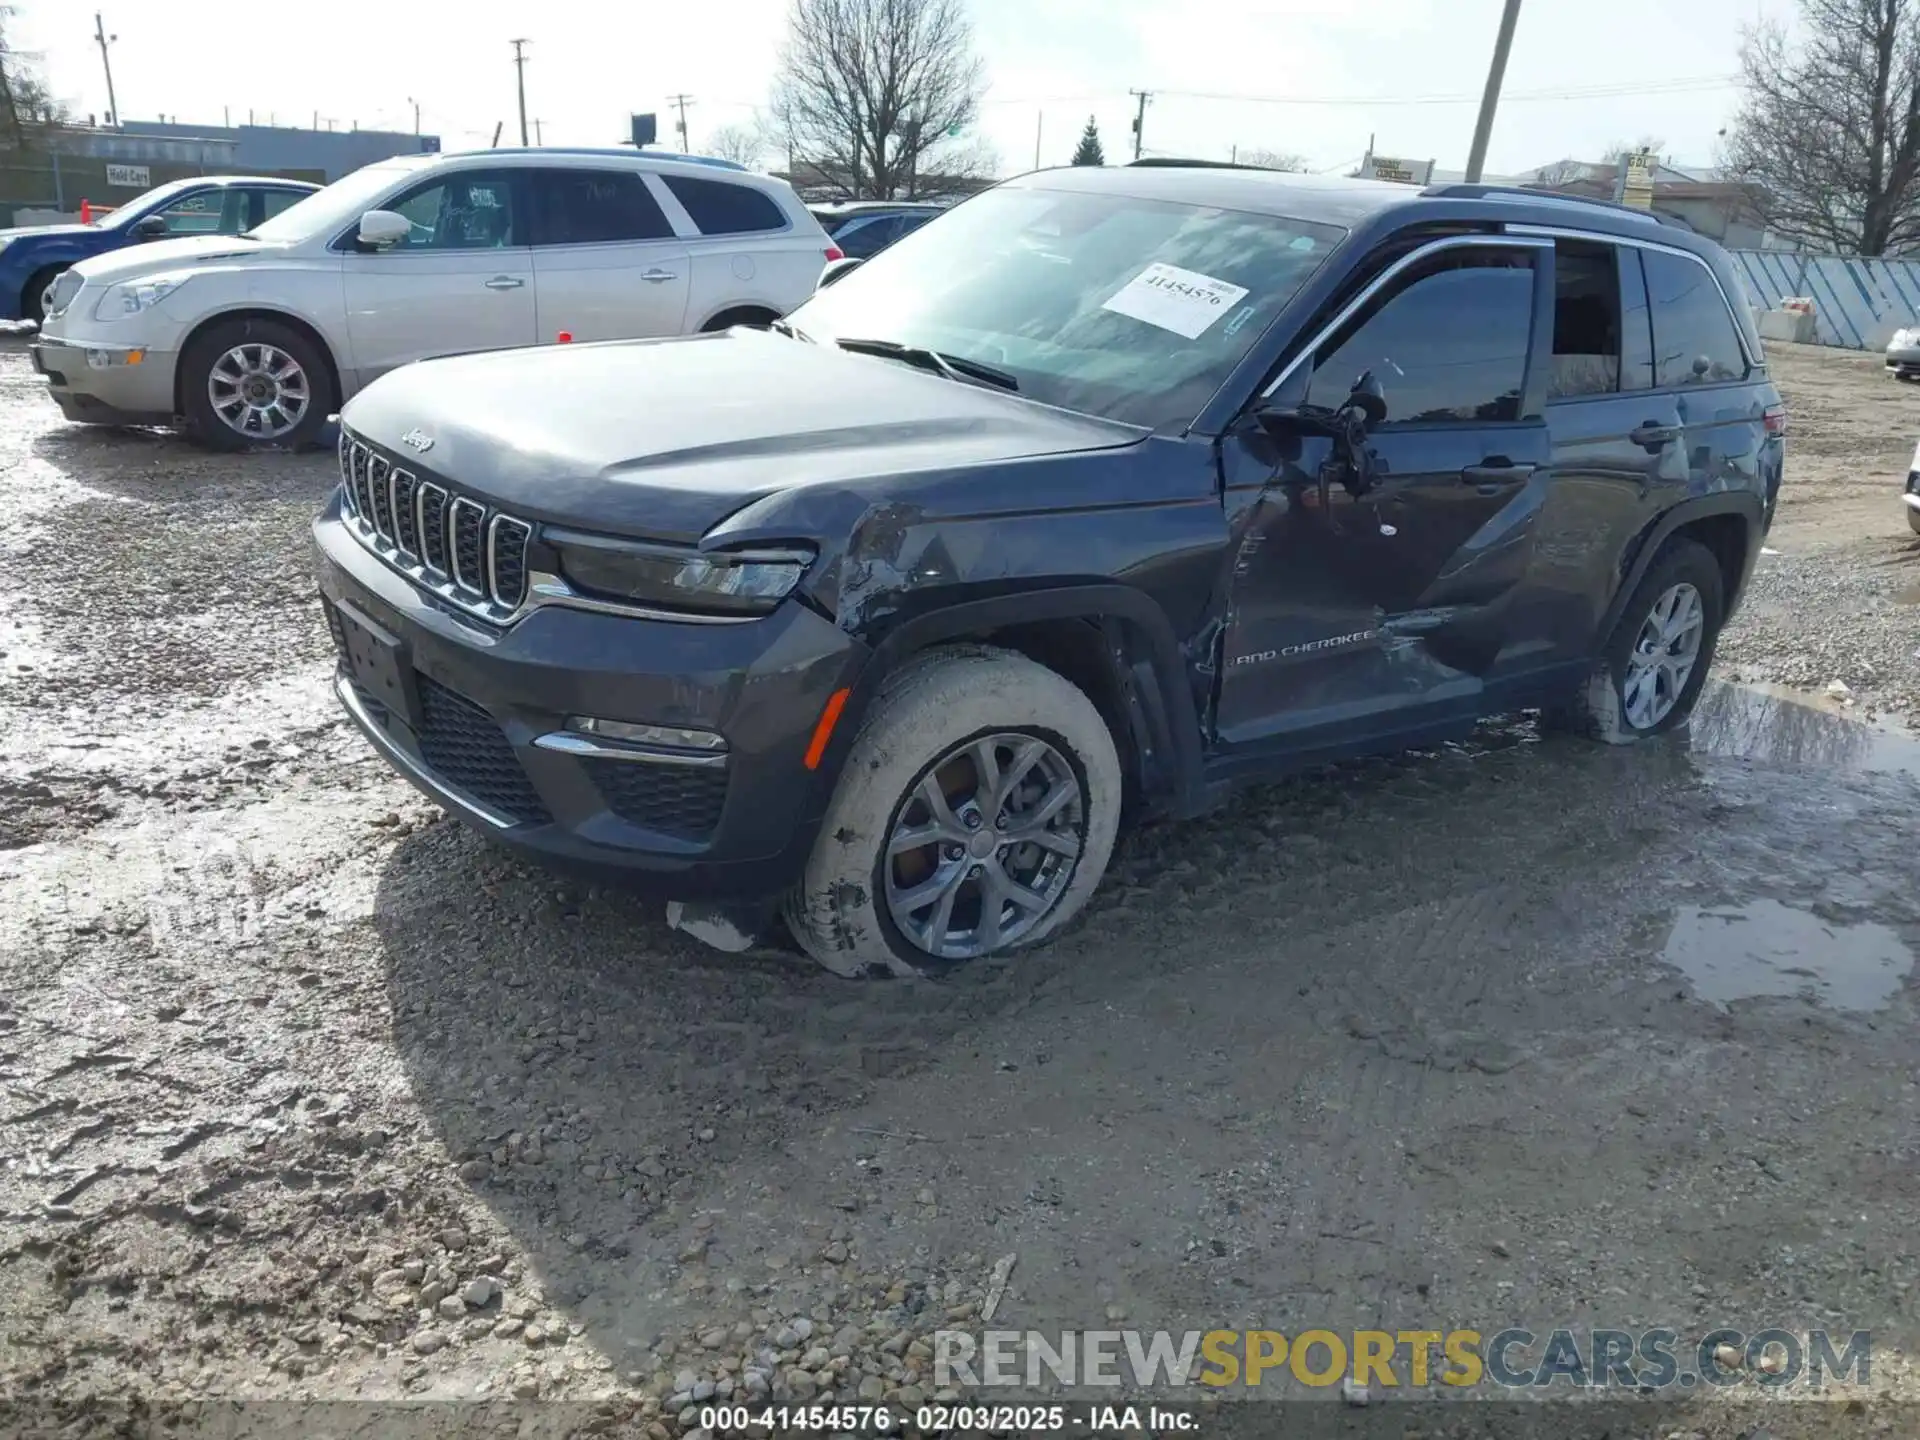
[207,341,311,441]
[786,645,1124,978]
[884,733,1085,961]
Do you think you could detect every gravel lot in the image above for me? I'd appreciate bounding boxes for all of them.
[3,334,1919,1437]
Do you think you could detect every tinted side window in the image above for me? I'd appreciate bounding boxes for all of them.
[1548,240,1620,399]
[1643,249,1747,387]
[1619,247,1655,391]
[153,189,229,235]
[662,176,787,236]
[260,188,308,221]
[534,170,674,244]
[387,172,521,249]
[837,215,900,258]
[1309,253,1534,424]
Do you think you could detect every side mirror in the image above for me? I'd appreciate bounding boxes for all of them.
[356,210,412,248]
[133,214,170,239]
[1345,370,1387,428]
[818,255,864,290]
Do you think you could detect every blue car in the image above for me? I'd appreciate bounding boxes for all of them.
[0,174,320,324]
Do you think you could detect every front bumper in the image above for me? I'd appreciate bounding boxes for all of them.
[32,336,178,426]
[314,495,865,899]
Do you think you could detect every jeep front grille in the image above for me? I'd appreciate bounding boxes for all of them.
[337,432,533,622]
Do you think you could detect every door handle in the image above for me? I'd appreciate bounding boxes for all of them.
[1460,461,1536,493]
[1631,421,1679,449]
[640,268,678,283]
[484,275,525,290]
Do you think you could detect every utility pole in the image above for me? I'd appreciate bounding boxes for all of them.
[1463,0,1522,183]
[407,97,420,135]
[93,13,121,128]
[510,39,532,146]
[491,120,504,146]
[1128,89,1151,161]
[533,118,544,146]
[1034,111,1043,170]
[668,94,694,151]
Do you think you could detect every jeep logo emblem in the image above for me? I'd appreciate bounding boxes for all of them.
[400,428,435,453]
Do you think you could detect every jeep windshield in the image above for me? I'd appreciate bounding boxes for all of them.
[787,185,1345,430]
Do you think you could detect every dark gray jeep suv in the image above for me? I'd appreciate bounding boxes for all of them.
[313,163,1785,978]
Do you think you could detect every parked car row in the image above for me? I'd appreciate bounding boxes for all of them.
[27,148,842,449]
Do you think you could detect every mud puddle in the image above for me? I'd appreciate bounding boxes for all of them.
[1662,898,1914,1010]
[1685,678,1920,776]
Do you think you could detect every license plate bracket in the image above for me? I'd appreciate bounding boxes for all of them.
[331,597,421,728]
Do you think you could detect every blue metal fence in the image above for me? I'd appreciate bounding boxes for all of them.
[1730,250,1920,350]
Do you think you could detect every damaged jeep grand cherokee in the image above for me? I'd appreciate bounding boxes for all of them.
[314,162,1785,978]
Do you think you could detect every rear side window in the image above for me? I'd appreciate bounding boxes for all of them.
[534,170,675,244]
[1642,249,1747,387]
[836,215,901,258]
[1548,240,1621,399]
[1308,251,1535,424]
[662,175,788,236]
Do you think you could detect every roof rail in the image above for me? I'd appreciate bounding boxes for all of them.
[1421,182,1664,225]
[460,147,750,171]
[1126,157,1278,172]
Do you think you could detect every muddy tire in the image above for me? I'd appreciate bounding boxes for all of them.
[181,317,334,452]
[785,645,1123,979]
[1908,506,1920,536]
[1548,536,1725,745]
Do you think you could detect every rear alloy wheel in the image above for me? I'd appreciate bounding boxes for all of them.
[181,318,334,451]
[1549,536,1725,744]
[786,646,1123,978]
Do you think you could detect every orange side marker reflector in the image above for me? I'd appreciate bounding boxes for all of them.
[804,688,851,770]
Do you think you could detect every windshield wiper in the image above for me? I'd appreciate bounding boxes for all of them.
[833,337,1019,392]
[768,317,814,343]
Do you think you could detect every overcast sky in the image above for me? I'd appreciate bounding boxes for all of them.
[17,0,1780,178]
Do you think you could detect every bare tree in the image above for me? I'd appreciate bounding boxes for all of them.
[1238,147,1307,172]
[706,122,767,169]
[1529,158,1590,188]
[0,5,65,149]
[1723,0,1920,254]
[770,0,986,200]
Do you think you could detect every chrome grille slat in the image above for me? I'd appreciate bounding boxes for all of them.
[391,469,420,557]
[449,497,488,594]
[488,515,531,609]
[337,428,562,628]
[367,454,393,540]
[417,483,450,574]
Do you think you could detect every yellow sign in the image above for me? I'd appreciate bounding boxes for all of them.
[1623,151,1655,210]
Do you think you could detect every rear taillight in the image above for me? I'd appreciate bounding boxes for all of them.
[824,243,845,262]
[1763,404,1787,437]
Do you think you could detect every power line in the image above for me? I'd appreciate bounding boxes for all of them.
[669,94,695,151]
[1150,74,1737,107]
[509,39,531,147]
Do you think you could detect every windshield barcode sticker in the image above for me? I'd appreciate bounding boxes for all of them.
[1101,263,1251,339]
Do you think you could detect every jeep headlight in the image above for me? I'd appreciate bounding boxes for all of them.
[93,271,194,321]
[548,530,813,615]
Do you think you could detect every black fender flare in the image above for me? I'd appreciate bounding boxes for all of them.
[1598,490,1763,640]
[816,584,1208,820]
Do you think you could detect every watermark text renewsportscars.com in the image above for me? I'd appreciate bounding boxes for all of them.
[933,1327,1872,1392]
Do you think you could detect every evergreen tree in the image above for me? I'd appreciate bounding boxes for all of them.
[1071,117,1104,166]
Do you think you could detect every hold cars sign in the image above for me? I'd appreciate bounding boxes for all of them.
[105,163,151,188]
[1359,156,1434,186]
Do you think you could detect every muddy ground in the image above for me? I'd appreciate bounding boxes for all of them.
[2,336,1919,1437]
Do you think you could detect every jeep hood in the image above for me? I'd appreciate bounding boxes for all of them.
[72,233,278,283]
[340,329,1149,542]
